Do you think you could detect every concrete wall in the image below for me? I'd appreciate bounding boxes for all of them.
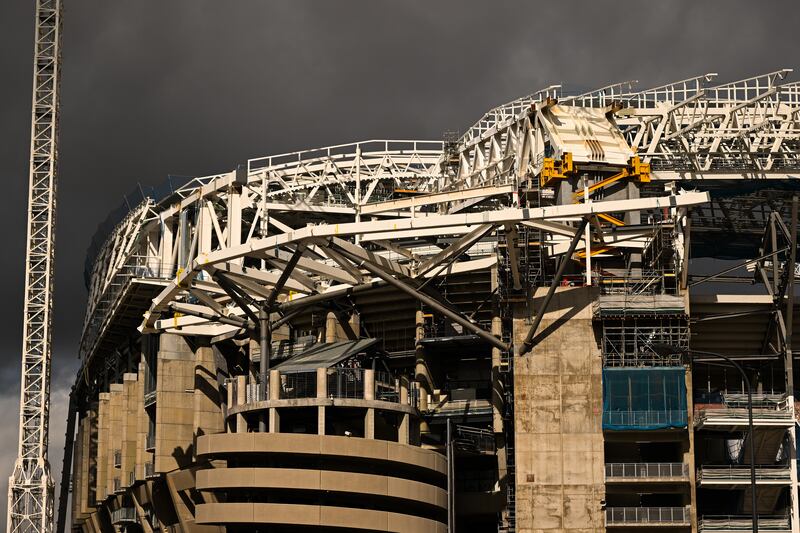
[155,333,196,472]
[513,287,605,532]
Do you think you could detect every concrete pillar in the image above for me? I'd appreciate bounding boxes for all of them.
[193,343,225,457]
[415,310,431,413]
[490,316,508,498]
[325,312,338,343]
[269,370,280,400]
[235,375,246,433]
[491,316,504,433]
[399,414,410,445]
[316,368,327,398]
[349,312,361,339]
[364,369,375,401]
[684,367,699,533]
[269,408,280,433]
[365,408,375,439]
[269,369,281,433]
[399,376,409,404]
[317,368,327,435]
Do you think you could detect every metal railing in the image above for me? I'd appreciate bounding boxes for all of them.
[113,450,122,468]
[144,390,156,408]
[606,506,691,526]
[281,371,317,399]
[605,463,688,480]
[454,426,496,455]
[603,410,687,428]
[110,506,137,524]
[695,394,793,424]
[698,465,792,482]
[113,477,121,493]
[597,271,676,297]
[80,253,173,362]
[230,368,418,409]
[145,433,155,451]
[699,515,790,531]
[327,368,366,399]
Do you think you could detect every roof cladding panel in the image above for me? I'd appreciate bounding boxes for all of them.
[274,339,379,372]
[539,105,634,165]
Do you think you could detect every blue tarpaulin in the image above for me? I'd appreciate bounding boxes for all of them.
[602,367,687,430]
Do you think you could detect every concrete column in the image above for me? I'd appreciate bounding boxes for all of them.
[269,408,280,433]
[399,414,410,445]
[325,312,338,343]
[415,310,431,413]
[364,369,375,401]
[349,312,361,339]
[269,369,281,433]
[400,376,409,405]
[685,366,698,533]
[269,370,280,400]
[316,368,327,399]
[491,316,504,433]
[365,408,375,439]
[317,368,327,435]
[235,375,246,433]
[490,316,508,497]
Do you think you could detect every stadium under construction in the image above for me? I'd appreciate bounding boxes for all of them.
[64,70,800,532]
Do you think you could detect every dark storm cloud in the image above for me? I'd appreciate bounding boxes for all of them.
[1,0,799,519]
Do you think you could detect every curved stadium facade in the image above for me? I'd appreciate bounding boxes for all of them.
[66,70,800,533]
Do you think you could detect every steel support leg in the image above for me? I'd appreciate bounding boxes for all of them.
[518,217,588,356]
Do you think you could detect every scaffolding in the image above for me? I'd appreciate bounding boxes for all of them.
[601,317,688,367]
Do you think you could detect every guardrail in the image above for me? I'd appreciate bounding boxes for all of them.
[698,465,792,482]
[229,367,418,410]
[454,426,496,455]
[281,371,317,399]
[113,450,122,468]
[145,433,155,452]
[605,463,688,480]
[606,506,690,526]
[603,410,687,428]
[144,390,156,408]
[110,506,137,524]
[699,515,790,532]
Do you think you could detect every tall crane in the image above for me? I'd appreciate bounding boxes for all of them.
[7,0,63,531]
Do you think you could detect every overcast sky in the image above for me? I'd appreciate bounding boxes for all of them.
[1,0,799,523]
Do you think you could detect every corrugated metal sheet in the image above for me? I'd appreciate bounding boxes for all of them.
[274,338,379,372]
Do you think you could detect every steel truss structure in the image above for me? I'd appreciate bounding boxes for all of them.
[9,1,62,532]
[60,69,800,532]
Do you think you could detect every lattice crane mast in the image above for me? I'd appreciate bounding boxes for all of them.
[7,1,62,531]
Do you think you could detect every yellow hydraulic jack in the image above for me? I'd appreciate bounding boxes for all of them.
[539,152,574,188]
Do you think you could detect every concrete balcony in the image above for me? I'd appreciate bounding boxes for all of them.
[605,462,689,483]
[697,465,793,487]
[110,506,137,525]
[195,433,447,532]
[694,394,793,430]
[144,461,157,479]
[698,515,790,532]
[606,506,691,527]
